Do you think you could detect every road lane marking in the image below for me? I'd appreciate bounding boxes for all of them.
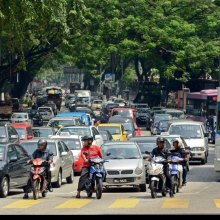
[162,199,189,209]
[3,200,41,209]
[109,199,139,209]
[56,199,91,209]
[214,199,220,208]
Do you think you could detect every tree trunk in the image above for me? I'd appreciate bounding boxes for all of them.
[134,56,143,82]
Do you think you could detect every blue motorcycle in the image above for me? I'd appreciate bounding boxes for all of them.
[169,153,184,195]
[84,157,107,199]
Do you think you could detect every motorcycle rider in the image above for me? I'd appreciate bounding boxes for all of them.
[23,139,53,199]
[171,138,189,186]
[76,135,103,198]
[151,137,171,192]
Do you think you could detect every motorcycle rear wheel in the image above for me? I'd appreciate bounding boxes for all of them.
[33,180,40,200]
[96,177,103,199]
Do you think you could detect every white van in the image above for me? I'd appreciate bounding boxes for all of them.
[167,120,209,165]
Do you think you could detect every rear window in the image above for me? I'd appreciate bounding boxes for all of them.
[32,128,53,137]
[99,126,121,135]
[54,138,81,150]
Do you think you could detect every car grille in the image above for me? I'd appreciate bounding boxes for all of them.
[121,170,133,174]
[107,170,120,175]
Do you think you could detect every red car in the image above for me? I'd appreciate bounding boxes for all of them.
[12,123,34,142]
[110,107,137,123]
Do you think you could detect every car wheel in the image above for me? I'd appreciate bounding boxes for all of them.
[53,170,62,188]
[139,184,147,192]
[66,170,74,184]
[0,177,9,198]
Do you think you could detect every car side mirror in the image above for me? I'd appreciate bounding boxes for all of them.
[61,152,68,156]
[204,133,209,138]
[9,156,18,162]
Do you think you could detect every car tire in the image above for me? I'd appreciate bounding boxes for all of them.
[53,170,62,188]
[66,170,74,184]
[139,184,147,192]
[0,177,9,198]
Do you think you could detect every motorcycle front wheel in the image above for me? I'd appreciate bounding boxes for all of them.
[33,180,40,200]
[150,180,157,199]
[96,177,103,199]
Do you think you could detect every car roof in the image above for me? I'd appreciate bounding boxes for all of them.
[21,139,58,143]
[129,136,158,141]
[99,123,122,127]
[168,119,203,125]
[50,135,81,139]
[103,141,138,146]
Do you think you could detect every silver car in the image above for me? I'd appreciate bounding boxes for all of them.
[21,139,74,188]
[102,142,146,192]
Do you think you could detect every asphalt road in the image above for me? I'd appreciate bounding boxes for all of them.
[0,142,220,214]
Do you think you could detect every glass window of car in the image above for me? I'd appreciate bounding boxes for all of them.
[8,126,18,138]
[27,128,33,137]
[16,128,26,139]
[0,127,6,138]
[14,145,27,158]
[92,127,99,136]
[169,124,202,139]
[58,142,64,155]
[98,126,121,135]
[32,128,53,137]
[7,145,17,161]
[57,127,91,136]
[21,142,57,156]
[57,139,81,150]
[102,144,141,159]
[61,141,70,152]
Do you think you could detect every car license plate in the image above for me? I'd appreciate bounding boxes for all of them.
[113,179,127,183]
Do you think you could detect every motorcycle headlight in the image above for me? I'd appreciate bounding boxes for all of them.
[134,167,143,175]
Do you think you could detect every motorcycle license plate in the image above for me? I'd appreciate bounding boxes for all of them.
[113,179,127,183]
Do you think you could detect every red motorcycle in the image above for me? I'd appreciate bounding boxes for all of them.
[30,158,48,200]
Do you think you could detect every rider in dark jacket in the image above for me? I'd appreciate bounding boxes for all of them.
[151,137,171,191]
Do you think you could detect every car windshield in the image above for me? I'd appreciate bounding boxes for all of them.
[93,101,102,104]
[136,142,155,154]
[48,120,76,128]
[16,128,26,139]
[166,112,185,119]
[158,120,169,128]
[154,115,172,123]
[0,146,5,160]
[112,110,132,117]
[99,126,121,135]
[33,129,53,137]
[123,123,133,132]
[12,114,27,119]
[21,142,57,156]
[55,139,81,150]
[169,124,202,139]
[102,144,141,159]
[57,127,91,136]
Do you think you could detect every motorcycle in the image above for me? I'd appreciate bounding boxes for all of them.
[168,152,184,195]
[147,156,168,199]
[30,158,48,200]
[84,157,107,199]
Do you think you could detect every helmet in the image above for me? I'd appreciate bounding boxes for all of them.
[37,139,47,150]
[172,138,183,148]
[81,135,93,142]
[156,137,165,144]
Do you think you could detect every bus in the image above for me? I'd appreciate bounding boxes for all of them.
[186,89,217,123]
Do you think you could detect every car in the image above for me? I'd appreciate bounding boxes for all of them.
[21,139,74,188]
[0,143,31,197]
[0,123,19,144]
[110,107,137,123]
[166,119,209,164]
[43,102,58,115]
[98,123,128,141]
[56,126,103,147]
[99,130,113,142]
[12,123,34,142]
[38,107,54,121]
[102,142,146,192]
[32,127,56,138]
[11,113,33,125]
[50,134,83,174]
[151,114,172,135]
[91,100,103,111]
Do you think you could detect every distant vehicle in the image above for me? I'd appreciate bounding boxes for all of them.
[0,143,32,197]
[75,90,91,107]
[91,100,103,111]
[22,109,44,126]
[69,82,81,94]
[12,123,34,141]
[38,107,54,121]
[11,113,33,125]
[43,101,57,115]
[32,127,56,138]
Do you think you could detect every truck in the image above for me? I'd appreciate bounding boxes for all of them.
[74,90,91,107]
[43,87,62,111]
[0,92,13,119]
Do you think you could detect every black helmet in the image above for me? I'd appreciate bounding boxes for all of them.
[81,136,93,142]
[156,137,165,144]
[38,139,47,150]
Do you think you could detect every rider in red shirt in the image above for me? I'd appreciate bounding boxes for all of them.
[76,136,103,198]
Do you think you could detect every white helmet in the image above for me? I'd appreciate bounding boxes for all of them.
[172,138,183,148]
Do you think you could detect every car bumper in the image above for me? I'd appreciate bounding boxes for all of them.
[190,152,206,161]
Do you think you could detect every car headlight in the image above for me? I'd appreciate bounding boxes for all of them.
[192,147,205,152]
[134,167,143,175]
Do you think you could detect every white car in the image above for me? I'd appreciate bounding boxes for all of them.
[11,113,33,125]
[56,126,103,147]
[38,107,54,121]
